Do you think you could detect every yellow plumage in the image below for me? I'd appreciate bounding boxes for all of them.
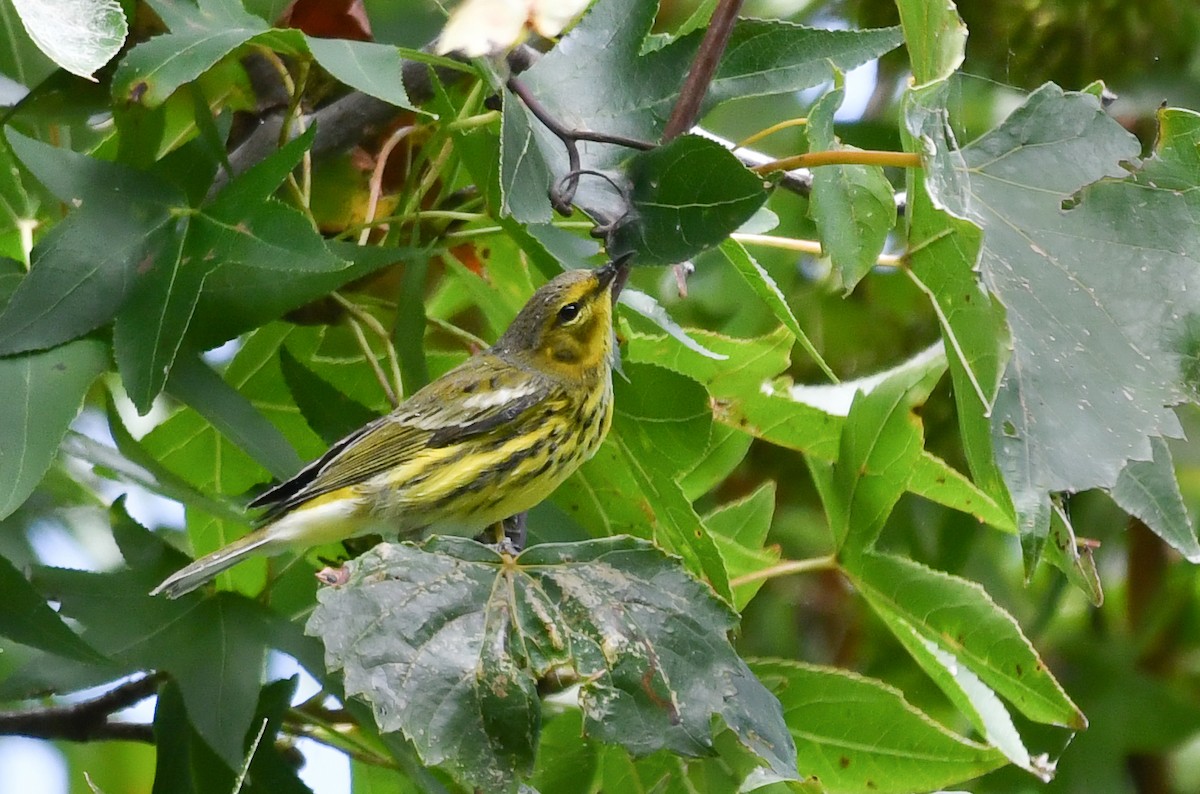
[152,261,626,598]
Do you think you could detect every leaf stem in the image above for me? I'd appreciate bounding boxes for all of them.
[752,150,921,175]
[358,124,416,245]
[736,117,808,149]
[729,555,838,587]
[444,110,500,131]
[332,293,404,405]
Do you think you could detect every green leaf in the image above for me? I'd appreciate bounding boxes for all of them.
[112,229,205,413]
[678,421,752,501]
[618,288,728,361]
[718,238,835,380]
[305,36,420,113]
[703,483,780,611]
[706,22,903,107]
[306,537,799,791]
[1111,427,1199,562]
[278,344,377,445]
[908,451,1016,533]
[143,325,325,496]
[844,552,1086,730]
[0,130,184,354]
[31,506,295,768]
[806,87,897,293]
[753,659,1006,794]
[1043,500,1103,607]
[622,325,794,400]
[610,135,768,265]
[895,0,967,85]
[919,85,1200,566]
[112,0,303,107]
[166,351,303,483]
[903,81,1008,419]
[823,367,929,554]
[0,338,107,520]
[10,0,127,79]
[185,241,407,351]
[500,91,554,224]
[0,552,106,662]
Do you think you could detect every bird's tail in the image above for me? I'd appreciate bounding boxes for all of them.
[150,530,278,599]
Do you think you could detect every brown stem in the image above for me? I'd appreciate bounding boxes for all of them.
[0,673,164,744]
[753,150,922,174]
[662,0,745,141]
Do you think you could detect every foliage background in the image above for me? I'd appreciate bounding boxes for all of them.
[3,0,1200,792]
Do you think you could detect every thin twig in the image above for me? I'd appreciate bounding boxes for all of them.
[506,76,653,212]
[358,125,416,246]
[0,673,164,744]
[662,0,745,141]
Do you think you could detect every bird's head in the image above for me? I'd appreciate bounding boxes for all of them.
[496,261,628,382]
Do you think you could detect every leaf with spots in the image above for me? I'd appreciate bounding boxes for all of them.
[306,536,798,793]
[914,86,1200,567]
[753,659,1006,794]
[844,551,1085,738]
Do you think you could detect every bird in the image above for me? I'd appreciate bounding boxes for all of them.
[151,260,628,598]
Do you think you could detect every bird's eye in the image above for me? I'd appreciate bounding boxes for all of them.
[557,302,581,323]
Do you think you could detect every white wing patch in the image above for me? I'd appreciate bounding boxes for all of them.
[461,383,541,411]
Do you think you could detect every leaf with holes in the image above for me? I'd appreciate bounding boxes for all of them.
[306,536,798,792]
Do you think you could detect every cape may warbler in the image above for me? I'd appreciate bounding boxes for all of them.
[152,261,627,598]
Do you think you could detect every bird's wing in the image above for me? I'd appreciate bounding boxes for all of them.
[250,355,554,518]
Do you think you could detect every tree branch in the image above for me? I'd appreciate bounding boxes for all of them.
[0,673,164,744]
[661,0,745,141]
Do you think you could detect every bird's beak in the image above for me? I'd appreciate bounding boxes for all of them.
[595,256,631,300]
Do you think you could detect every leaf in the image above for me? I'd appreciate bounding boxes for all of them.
[908,451,1016,533]
[1043,500,1103,607]
[703,483,780,611]
[10,0,126,79]
[609,135,768,265]
[306,536,799,791]
[918,86,1200,565]
[30,504,302,768]
[718,238,835,380]
[278,344,377,445]
[0,130,184,354]
[143,325,326,496]
[0,552,106,662]
[112,228,206,414]
[113,0,304,106]
[1110,430,1199,562]
[753,659,1006,794]
[166,351,303,483]
[305,36,420,112]
[820,362,931,554]
[618,288,728,360]
[806,87,897,292]
[843,552,1086,730]
[185,241,406,351]
[895,0,967,85]
[0,338,107,520]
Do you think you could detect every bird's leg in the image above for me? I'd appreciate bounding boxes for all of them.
[502,512,528,552]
